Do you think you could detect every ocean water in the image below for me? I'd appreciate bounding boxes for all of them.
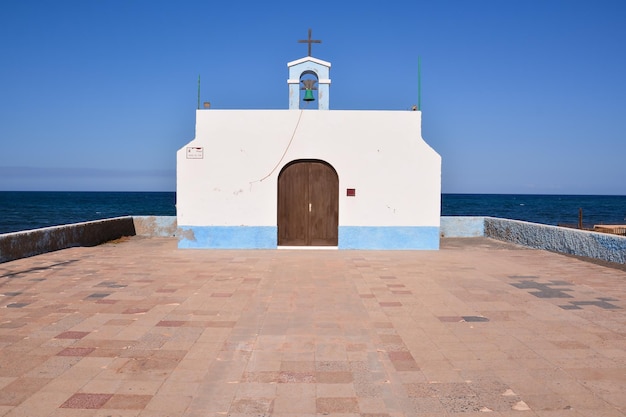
[441,194,626,228]
[0,192,176,234]
[0,192,625,234]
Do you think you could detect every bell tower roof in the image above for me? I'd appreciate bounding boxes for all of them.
[287,56,331,68]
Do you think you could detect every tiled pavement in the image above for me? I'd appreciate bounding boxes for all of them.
[0,236,625,417]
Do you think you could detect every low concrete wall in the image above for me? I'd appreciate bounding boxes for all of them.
[440,216,485,237]
[0,216,136,263]
[132,216,177,237]
[442,216,626,264]
[484,217,626,264]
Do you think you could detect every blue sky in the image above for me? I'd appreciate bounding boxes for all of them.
[1,0,625,194]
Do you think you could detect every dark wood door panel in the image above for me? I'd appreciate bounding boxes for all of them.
[278,162,308,245]
[309,162,338,246]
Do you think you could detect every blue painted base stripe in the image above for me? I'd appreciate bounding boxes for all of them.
[178,225,440,250]
[339,226,439,250]
[178,226,276,249]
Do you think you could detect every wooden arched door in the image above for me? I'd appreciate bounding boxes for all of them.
[278,160,338,246]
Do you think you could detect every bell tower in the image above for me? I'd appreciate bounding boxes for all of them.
[288,29,331,110]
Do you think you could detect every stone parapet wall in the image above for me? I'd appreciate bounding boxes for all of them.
[0,216,179,264]
[484,217,626,264]
[442,216,626,264]
[0,216,136,263]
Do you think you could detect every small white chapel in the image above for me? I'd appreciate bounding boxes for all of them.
[176,31,441,250]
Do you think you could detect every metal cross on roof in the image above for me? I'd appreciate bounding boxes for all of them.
[298,28,321,56]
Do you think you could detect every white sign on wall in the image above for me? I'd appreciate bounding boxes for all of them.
[186,147,204,159]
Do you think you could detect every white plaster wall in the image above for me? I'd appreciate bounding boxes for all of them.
[177,110,441,227]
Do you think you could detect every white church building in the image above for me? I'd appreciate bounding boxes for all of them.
[176,33,441,250]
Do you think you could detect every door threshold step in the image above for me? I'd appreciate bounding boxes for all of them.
[278,246,339,250]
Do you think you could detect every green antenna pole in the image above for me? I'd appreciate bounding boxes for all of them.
[197,75,201,110]
[417,56,422,111]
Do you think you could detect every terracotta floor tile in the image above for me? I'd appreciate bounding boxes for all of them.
[116,379,164,396]
[387,351,414,361]
[6,302,30,308]
[60,393,113,409]
[121,308,149,316]
[143,395,192,414]
[234,382,276,399]
[55,331,90,340]
[280,360,316,372]
[241,371,280,383]
[102,393,152,409]
[316,361,352,371]
[55,347,95,357]
[228,397,273,414]
[277,371,315,383]
[391,360,420,372]
[205,321,237,328]
[358,397,389,414]
[316,397,359,413]
[317,382,357,398]
[272,395,316,413]
[379,301,402,307]
[316,371,354,383]
[155,320,186,327]
[91,297,126,308]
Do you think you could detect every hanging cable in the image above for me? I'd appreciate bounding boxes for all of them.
[251,110,304,185]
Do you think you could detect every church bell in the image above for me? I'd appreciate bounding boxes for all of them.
[301,78,317,102]
[303,89,315,101]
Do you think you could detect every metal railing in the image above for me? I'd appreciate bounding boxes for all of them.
[593,225,626,236]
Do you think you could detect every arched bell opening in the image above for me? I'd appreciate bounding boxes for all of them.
[299,71,319,109]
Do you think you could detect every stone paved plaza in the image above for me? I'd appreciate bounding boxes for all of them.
[0,237,625,416]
